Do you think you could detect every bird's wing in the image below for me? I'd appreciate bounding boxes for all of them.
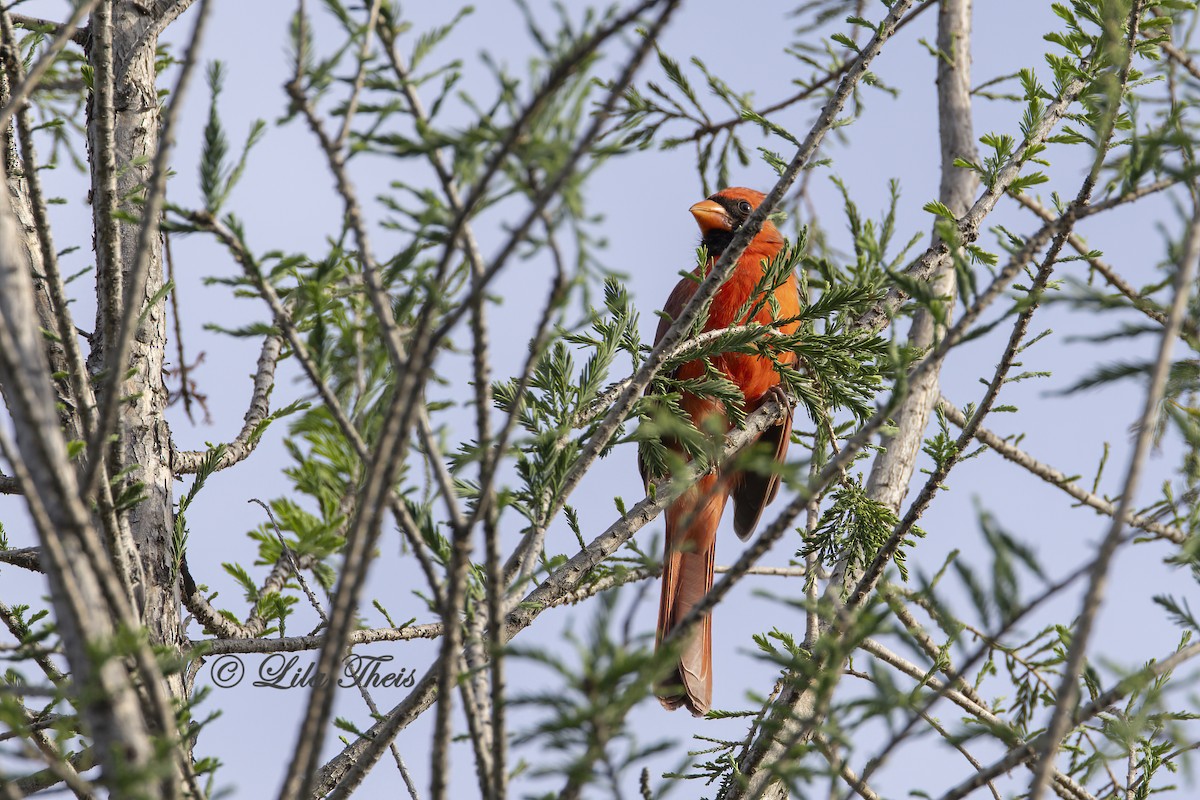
[639,273,702,491]
[731,386,793,541]
[653,272,701,348]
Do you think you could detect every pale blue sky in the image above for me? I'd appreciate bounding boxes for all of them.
[2,1,1196,798]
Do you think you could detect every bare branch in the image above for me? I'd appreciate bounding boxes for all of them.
[197,621,445,655]
[11,747,97,798]
[164,230,205,423]
[936,640,1200,800]
[1028,7,1167,795]
[181,549,318,641]
[9,13,88,46]
[0,1,96,132]
[814,734,883,800]
[0,547,40,571]
[1160,37,1200,82]
[192,563,805,657]
[173,334,284,473]
[936,396,1186,543]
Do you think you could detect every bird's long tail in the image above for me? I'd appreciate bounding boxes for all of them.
[656,472,727,716]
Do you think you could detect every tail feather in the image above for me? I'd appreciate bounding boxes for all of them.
[656,473,726,716]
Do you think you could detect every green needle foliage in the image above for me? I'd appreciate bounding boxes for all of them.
[800,475,925,589]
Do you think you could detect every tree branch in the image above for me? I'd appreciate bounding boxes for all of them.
[863,0,978,514]
[1028,7,1165,795]
[0,1,96,132]
[0,547,40,571]
[9,13,88,46]
[173,334,284,473]
[191,564,804,655]
[181,551,317,640]
[0,152,169,798]
[936,395,1187,543]
[936,639,1200,800]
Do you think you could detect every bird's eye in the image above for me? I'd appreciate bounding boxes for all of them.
[737,200,753,215]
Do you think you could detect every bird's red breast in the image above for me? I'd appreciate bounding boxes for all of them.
[657,187,799,413]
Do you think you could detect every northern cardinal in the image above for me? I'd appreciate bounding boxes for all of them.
[641,187,799,716]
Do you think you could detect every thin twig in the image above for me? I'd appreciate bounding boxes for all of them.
[249,498,327,623]
[1028,6,1166,796]
[164,229,201,423]
[0,1,97,132]
[1013,189,1178,330]
[936,396,1186,543]
[813,734,882,800]
[671,1,935,146]
[9,13,88,45]
[936,640,1200,800]
[334,0,381,153]
[173,334,285,473]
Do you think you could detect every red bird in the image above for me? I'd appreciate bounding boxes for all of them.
[642,187,800,716]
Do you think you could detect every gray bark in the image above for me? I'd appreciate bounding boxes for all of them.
[87,0,185,696]
[866,0,979,512]
[0,61,78,435]
[0,156,158,796]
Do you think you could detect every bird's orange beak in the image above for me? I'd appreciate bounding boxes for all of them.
[689,199,730,235]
